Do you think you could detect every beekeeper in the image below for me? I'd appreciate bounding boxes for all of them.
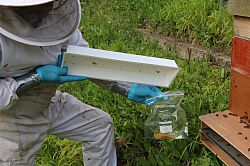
[0,0,165,165]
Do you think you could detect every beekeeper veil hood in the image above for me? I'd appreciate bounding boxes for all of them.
[0,0,81,46]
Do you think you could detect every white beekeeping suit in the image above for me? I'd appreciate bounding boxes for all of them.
[0,1,166,165]
[0,0,118,165]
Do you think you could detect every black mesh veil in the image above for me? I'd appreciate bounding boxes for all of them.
[0,0,80,46]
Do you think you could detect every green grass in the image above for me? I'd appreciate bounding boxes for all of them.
[110,0,233,51]
[36,0,230,165]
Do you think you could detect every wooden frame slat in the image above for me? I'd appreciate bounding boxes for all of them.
[199,110,250,165]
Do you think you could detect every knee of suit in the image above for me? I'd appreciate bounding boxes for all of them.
[102,111,113,127]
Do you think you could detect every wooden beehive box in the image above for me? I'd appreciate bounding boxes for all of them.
[200,0,250,165]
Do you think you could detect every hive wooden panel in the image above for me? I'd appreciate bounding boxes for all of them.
[230,69,250,118]
[200,135,239,166]
[200,111,250,165]
[234,16,250,40]
[232,37,250,77]
[229,0,250,17]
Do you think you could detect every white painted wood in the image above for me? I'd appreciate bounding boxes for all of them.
[62,45,180,87]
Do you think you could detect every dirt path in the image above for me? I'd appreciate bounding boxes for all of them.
[139,29,231,70]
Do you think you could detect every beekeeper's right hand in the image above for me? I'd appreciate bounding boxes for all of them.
[127,84,167,106]
[36,65,87,84]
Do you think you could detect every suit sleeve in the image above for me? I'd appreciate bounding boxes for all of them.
[0,77,19,110]
[0,45,41,110]
[0,43,18,110]
[63,29,89,48]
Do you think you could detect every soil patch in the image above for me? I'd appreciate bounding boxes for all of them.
[139,29,231,70]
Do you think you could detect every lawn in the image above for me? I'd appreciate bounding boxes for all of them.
[36,0,231,165]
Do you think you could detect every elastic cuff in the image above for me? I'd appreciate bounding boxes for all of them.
[15,71,41,95]
[127,83,137,100]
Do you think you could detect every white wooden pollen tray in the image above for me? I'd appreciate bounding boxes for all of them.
[62,45,180,87]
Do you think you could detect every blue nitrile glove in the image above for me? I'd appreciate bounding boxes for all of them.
[36,54,87,84]
[36,65,87,84]
[128,84,167,106]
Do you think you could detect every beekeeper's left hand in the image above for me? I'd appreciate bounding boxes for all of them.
[36,65,87,84]
[35,53,87,84]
